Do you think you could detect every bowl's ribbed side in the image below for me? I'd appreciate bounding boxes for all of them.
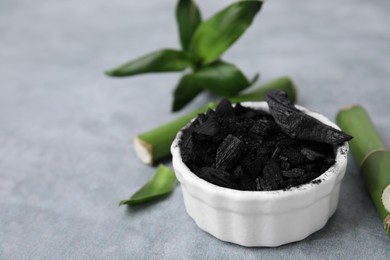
[179,177,344,247]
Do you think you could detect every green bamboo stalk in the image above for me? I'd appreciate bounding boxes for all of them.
[134,76,297,165]
[336,105,390,238]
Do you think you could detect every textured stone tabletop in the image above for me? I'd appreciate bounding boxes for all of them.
[1,0,389,259]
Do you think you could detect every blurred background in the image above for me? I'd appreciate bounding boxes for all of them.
[1,0,389,258]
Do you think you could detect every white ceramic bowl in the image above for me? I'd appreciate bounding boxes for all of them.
[171,102,349,247]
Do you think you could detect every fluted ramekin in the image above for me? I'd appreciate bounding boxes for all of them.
[171,102,348,247]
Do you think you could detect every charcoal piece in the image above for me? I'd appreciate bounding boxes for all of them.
[277,133,300,146]
[281,147,307,166]
[300,147,325,161]
[263,161,283,187]
[305,163,321,173]
[233,103,247,117]
[190,140,216,165]
[282,168,305,178]
[196,113,207,125]
[216,98,234,118]
[265,90,352,145]
[215,135,244,171]
[245,140,263,155]
[243,157,263,178]
[180,135,193,163]
[196,167,236,189]
[234,104,259,118]
[320,158,335,172]
[263,161,281,177]
[239,118,255,129]
[238,177,257,191]
[259,177,273,191]
[193,117,219,140]
[226,120,246,137]
[206,108,216,118]
[249,119,272,136]
[257,140,275,157]
[280,160,290,171]
[232,165,245,181]
[297,172,322,184]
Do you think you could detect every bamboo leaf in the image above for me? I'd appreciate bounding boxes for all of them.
[193,61,253,96]
[106,49,192,77]
[176,0,202,51]
[172,74,203,111]
[190,1,262,64]
[119,164,176,206]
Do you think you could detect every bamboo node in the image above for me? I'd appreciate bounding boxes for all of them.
[340,104,359,111]
[359,148,386,169]
[383,185,390,212]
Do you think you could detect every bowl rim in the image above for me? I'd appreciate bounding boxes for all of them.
[171,101,349,206]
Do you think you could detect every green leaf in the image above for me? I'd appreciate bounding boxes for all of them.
[119,164,176,206]
[105,49,192,77]
[190,1,262,64]
[193,61,253,96]
[172,74,203,111]
[176,0,202,51]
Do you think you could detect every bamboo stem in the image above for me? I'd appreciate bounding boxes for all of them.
[336,105,390,238]
[337,105,386,166]
[135,76,297,164]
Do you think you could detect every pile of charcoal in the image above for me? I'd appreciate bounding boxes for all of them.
[179,90,352,191]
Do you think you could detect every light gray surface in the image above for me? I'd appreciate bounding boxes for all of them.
[1,0,389,259]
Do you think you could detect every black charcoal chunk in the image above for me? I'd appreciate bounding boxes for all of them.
[281,147,307,167]
[280,160,290,171]
[216,135,244,171]
[300,147,325,161]
[305,163,321,172]
[232,165,245,181]
[196,113,207,125]
[242,157,263,179]
[259,177,272,191]
[180,135,193,162]
[196,167,236,189]
[266,90,353,145]
[297,172,322,184]
[238,177,257,191]
[282,168,305,178]
[216,98,234,118]
[262,161,282,189]
[250,119,272,136]
[206,108,216,118]
[193,117,219,140]
[234,104,259,118]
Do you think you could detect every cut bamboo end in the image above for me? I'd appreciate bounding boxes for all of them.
[382,185,390,212]
[133,136,153,165]
[340,104,360,111]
